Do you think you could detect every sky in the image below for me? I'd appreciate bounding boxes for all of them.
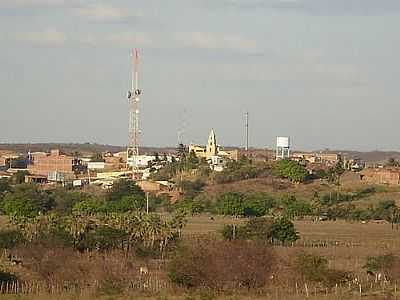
[0,0,399,151]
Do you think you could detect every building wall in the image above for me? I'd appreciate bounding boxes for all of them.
[28,150,74,176]
[0,157,6,167]
[361,168,400,185]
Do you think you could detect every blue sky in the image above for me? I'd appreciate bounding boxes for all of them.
[1,0,399,151]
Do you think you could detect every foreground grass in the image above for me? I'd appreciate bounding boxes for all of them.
[0,291,396,300]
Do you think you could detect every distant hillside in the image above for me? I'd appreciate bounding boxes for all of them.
[0,143,176,156]
[339,151,400,163]
[308,149,400,163]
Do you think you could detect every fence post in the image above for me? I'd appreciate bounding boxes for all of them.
[305,283,309,298]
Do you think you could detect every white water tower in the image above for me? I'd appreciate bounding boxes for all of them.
[276,136,290,160]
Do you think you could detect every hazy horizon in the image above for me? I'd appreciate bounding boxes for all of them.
[1,1,399,151]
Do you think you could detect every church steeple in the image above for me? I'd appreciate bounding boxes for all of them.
[206,129,217,158]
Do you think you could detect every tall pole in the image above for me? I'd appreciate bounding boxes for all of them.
[127,49,141,180]
[245,112,249,156]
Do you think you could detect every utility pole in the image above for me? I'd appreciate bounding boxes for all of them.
[245,112,249,157]
[127,49,141,180]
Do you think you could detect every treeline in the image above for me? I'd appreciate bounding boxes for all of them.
[174,188,400,224]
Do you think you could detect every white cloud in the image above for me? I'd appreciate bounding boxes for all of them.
[0,0,71,7]
[106,32,151,46]
[175,31,258,53]
[76,4,136,22]
[78,32,152,47]
[14,29,67,45]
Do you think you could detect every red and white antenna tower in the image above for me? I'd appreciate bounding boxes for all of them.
[126,49,141,179]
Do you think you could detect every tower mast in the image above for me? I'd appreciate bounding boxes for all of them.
[245,112,249,156]
[127,49,141,179]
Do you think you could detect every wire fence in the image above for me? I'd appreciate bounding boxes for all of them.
[0,277,399,298]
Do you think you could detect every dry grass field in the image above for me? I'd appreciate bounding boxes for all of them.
[3,176,400,299]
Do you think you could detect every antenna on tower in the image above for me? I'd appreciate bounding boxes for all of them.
[126,48,142,180]
[245,112,249,156]
[177,108,187,146]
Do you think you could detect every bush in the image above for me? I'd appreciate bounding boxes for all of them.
[271,217,299,244]
[52,190,94,215]
[78,226,128,251]
[294,253,349,287]
[216,192,246,217]
[281,195,313,219]
[363,254,400,279]
[0,271,17,284]
[103,195,145,213]
[0,178,11,194]
[244,193,275,217]
[1,184,54,217]
[107,179,145,202]
[180,180,205,199]
[168,240,275,290]
[213,160,269,184]
[0,230,25,249]
[274,159,308,183]
[221,217,272,242]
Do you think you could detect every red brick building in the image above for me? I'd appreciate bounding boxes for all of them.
[28,149,76,177]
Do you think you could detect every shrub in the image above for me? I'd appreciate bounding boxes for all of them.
[281,195,313,219]
[1,184,54,217]
[271,217,299,244]
[107,179,145,202]
[363,254,400,279]
[221,217,272,242]
[0,230,25,249]
[180,180,205,199]
[274,159,308,183]
[0,271,17,284]
[51,190,94,215]
[78,226,128,251]
[103,195,145,213]
[294,253,349,287]
[244,192,275,217]
[168,240,274,290]
[216,192,246,217]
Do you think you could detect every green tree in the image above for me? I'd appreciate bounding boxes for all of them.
[0,178,11,194]
[270,217,299,244]
[275,159,308,183]
[51,189,94,215]
[216,192,245,217]
[103,195,145,213]
[222,217,273,241]
[107,179,145,202]
[244,192,275,217]
[2,184,54,217]
[79,226,128,251]
[281,195,313,219]
[216,192,246,239]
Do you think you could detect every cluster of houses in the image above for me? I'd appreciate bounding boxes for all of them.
[2,131,400,191]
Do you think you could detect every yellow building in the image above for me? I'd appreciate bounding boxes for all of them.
[188,129,238,161]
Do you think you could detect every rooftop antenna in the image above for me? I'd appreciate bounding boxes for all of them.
[126,49,141,180]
